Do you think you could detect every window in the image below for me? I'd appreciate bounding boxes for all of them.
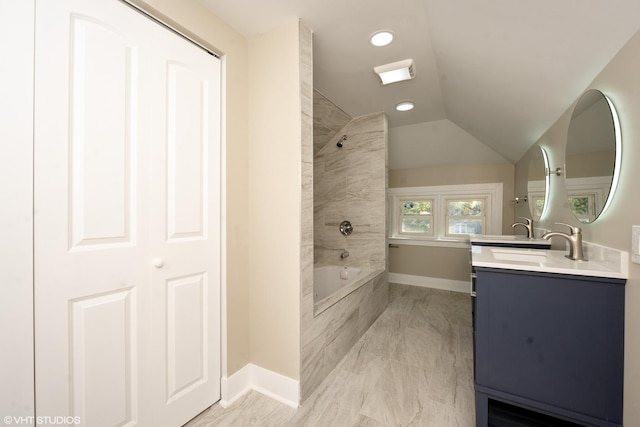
[568,194,596,223]
[530,195,545,221]
[388,183,502,246]
[399,200,433,236]
[527,179,546,221]
[565,176,610,224]
[446,198,486,236]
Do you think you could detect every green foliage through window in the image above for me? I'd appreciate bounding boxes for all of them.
[447,200,484,216]
[402,201,432,215]
[569,197,589,215]
[400,200,432,234]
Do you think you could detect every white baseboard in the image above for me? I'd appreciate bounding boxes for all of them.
[388,273,468,294]
[220,363,299,409]
[220,364,252,408]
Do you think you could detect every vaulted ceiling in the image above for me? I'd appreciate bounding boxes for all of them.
[196,0,640,163]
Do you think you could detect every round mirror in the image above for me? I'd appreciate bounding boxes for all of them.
[527,145,548,220]
[565,90,621,223]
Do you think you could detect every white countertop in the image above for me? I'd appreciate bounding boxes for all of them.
[471,244,628,279]
[469,234,550,246]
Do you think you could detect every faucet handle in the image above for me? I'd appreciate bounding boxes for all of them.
[555,222,582,235]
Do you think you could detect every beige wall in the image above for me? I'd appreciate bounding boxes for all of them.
[389,163,515,282]
[389,246,471,281]
[247,21,302,380]
[514,29,640,425]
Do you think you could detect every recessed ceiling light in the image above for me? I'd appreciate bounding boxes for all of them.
[370,30,394,47]
[395,101,414,112]
[374,59,415,85]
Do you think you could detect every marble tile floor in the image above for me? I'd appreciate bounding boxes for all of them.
[185,284,474,427]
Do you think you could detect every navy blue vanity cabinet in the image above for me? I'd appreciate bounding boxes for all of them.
[474,267,625,427]
[468,240,550,385]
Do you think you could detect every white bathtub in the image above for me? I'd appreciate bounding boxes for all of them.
[313,265,365,302]
[313,265,385,315]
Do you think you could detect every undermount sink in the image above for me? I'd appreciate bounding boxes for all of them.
[479,235,524,241]
[490,247,548,263]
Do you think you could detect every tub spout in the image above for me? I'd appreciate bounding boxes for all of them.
[340,250,349,259]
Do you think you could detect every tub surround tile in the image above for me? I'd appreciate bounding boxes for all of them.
[301,270,388,400]
[304,91,387,400]
[357,275,389,336]
[313,269,385,316]
[313,111,386,274]
[300,331,328,399]
[325,309,360,370]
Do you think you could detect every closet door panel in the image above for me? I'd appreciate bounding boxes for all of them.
[34,0,150,422]
[69,15,136,249]
[166,273,208,401]
[70,289,137,427]
[167,63,207,241]
[148,32,221,426]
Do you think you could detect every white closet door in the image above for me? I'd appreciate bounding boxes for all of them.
[33,1,220,426]
[146,14,221,427]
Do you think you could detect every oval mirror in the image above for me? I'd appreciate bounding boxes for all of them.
[527,145,548,220]
[565,89,621,223]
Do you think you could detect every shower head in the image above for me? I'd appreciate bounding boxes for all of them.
[337,135,347,148]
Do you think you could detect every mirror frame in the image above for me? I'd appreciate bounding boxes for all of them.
[527,145,550,221]
[565,90,622,223]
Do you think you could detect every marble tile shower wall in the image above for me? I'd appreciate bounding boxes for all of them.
[312,89,352,156]
[299,110,388,402]
[314,112,387,270]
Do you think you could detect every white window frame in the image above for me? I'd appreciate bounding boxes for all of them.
[388,183,503,248]
[527,179,546,221]
[566,176,611,224]
[444,197,487,237]
[397,199,435,237]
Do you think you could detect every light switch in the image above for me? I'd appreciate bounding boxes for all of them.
[632,225,640,264]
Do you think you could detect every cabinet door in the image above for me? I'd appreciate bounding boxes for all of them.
[474,269,624,424]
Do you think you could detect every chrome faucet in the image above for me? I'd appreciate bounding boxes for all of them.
[542,223,587,261]
[511,217,534,239]
[340,250,349,259]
